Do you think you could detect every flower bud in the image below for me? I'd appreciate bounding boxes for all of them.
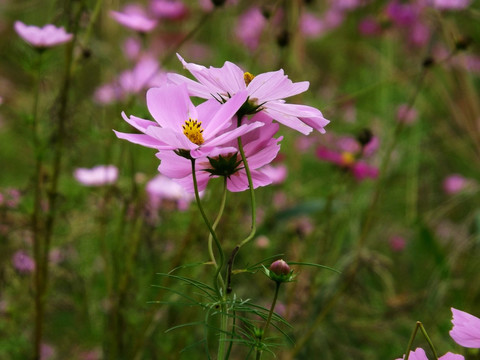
[265,259,295,284]
[269,259,290,276]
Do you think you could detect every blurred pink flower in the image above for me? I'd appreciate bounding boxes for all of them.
[74,165,118,186]
[14,21,72,48]
[409,21,430,47]
[0,188,21,208]
[450,308,480,348]
[110,4,158,32]
[168,54,329,135]
[255,235,270,249]
[118,56,165,95]
[157,112,282,193]
[260,164,287,185]
[389,235,406,252]
[443,174,467,194]
[41,343,55,360]
[235,7,266,51]
[150,0,188,20]
[12,250,35,273]
[316,134,379,181]
[386,1,419,27]
[432,0,471,10]
[146,174,195,211]
[396,347,464,360]
[396,104,418,124]
[359,17,382,36]
[123,37,142,60]
[300,13,325,38]
[93,82,122,105]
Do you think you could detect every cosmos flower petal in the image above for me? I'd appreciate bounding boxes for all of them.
[249,70,309,101]
[113,130,166,148]
[167,73,212,98]
[262,107,313,135]
[146,84,197,129]
[203,90,248,136]
[121,112,156,132]
[145,126,196,150]
[206,121,264,148]
[156,151,192,179]
[450,308,480,348]
[14,21,73,48]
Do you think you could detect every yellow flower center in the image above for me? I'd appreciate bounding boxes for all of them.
[182,118,204,145]
[340,152,355,166]
[244,72,255,86]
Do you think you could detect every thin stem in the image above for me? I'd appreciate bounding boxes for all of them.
[404,322,420,360]
[256,282,281,360]
[32,49,44,360]
[208,177,228,270]
[190,159,225,296]
[404,322,439,360]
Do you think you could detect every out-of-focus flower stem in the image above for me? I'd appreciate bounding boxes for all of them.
[208,177,228,274]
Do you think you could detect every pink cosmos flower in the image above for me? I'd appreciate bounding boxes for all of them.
[123,37,142,60]
[300,13,325,38]
[168,54,329,135]
[110,4,158,32]
[14,21,73,48]
[74,165,119,186]
[450,308,480,348]
[150,0,188,20]
[359,17,382,36]
[443,174,467,194]
[389,235,406,252]
[146,174,195,211]
[316,134,379,181]
[235,7,266,51]
[12,250,35,273]
[115,83,262,158]
[156,112,282,192]
[118,56,165,95]
[396,347,464,360]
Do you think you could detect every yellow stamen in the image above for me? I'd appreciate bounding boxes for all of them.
[182,118,204,145]
[340,152,355,166]
[244,72,255,86]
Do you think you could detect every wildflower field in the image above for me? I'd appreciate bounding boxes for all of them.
[1,0,480,359]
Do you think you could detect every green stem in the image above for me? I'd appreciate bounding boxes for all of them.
[256,282,281,360]
[190,159,224,296]
[208,177,228,271]
[32,49,44,360]
[404,322,439,360]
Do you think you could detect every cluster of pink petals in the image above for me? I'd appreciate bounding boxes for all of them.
[14,21,73,48]
[396,348,463,360]
[234,7,266,51]
[146,174,195,211]
[150,0,188,20]
[94,56,164,104]
[168,54,329,135]
[316,134,379,181]
[442,174,469,194]
[156,112,282,193]
[110,4,158,33]
[12,250,35,274]
[450,308,480,348]
[115,83,263,158]
[74,165,119,186]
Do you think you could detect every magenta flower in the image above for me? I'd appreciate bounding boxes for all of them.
[168,54,329,135]
[389,235,406,252]
[156,112,282,192]
[12,250,35,274]
[396,347,464,360]
[150,0,188,20]
[110,4,158,32]
[359,17,382,36]
[235,7,266,51]
[300,13,325,38]
[316,134,379,181]
[115,83,262,158]
[118,56,165,95]
[260,164,287,185]
[14,21,73,48]
[443,174,468,194]
[450,308,480,348]
[74,165,118,186]
[146,174,195,211]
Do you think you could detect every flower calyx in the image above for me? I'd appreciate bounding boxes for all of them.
[204,153,243,177]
